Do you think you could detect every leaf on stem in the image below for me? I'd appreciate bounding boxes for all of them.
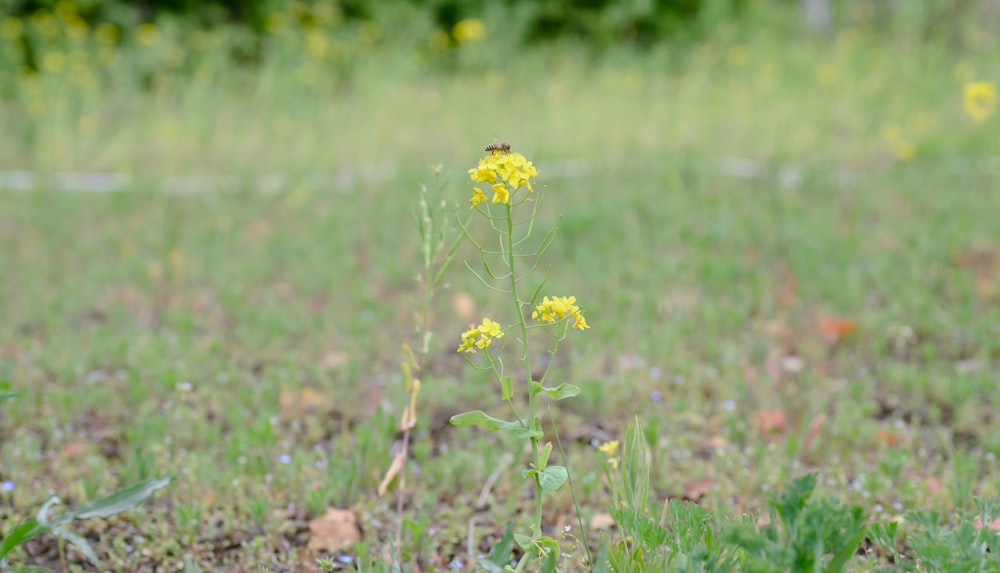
[450,410,542,439]
[538,466,568,493]
[500,376,513,401]
[530,381,581,401]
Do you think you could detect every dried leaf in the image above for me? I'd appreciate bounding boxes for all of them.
[61,441,88,459]
[927,477,943,494]
[802,414,826,452]
[452,292,477,322]
[319,349,348,371]
[308,508,362,551]
[683,478,715,501]
[754,409,787,435]
[589,512,616,530]
[819,317,858,344]
[377,452,406,497]
[972,516,1000,531]
[280,387,330,418]
[873,428,901,448]
[399,378,421,431]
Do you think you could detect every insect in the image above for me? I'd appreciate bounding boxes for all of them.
[485,139,511,156]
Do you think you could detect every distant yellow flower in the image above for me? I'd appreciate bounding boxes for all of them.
[54,0,76,21]
[2,17,24,40]
[313,1,339,25]
[429,28,450,51]
[458,317,505,353]
[65,15,88,39]
[305,30,330,59]
[95,22,118,45]
[532,296,590,331]
[41,51,66,74]
[31,12,58,38]
[359,21,380,45]
[453,18,486,44]
[469,187,487,208]
[597,440,619,457]
[136,23,159,46]
[964,81,997,123]
[265,13,287,34]
[817,65,839,86]
[881,124,915,162]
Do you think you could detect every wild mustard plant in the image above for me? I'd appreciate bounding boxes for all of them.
[378,164,463,543]
[451,148,590,571]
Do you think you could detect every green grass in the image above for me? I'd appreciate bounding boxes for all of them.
[2,12,1000,571]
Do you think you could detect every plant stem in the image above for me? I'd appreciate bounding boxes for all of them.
[504,202,543,540]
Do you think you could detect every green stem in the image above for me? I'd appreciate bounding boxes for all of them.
[504,201,543,541]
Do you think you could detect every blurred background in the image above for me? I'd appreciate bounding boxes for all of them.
[0,0,996,177]
[2,0,1000,569]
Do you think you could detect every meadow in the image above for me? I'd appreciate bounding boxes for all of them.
[2,3,1000,571]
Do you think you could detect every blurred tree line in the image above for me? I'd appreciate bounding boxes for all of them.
[1,0,995,53]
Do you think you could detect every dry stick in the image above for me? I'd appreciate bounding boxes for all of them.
[476,453,515,509]
[466,514,481,571]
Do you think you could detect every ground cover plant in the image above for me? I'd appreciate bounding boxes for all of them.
[2,1,1000,571]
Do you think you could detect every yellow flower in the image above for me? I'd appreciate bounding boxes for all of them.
[2,17,24,40]
[532,296,590,330]
[265,13,287,34]
[964,81,997,123]
[491,183,509,204]
[305,30,330,59]
[469,187,487,208]
[95,22,118,45]
[453,18,486,44]
[468,151,539,206]
[469,159,496,183]
[881,124,915,162]
[41,51,66,74]
[429,28,450,51]
[31,12,58,38]
[597,440,619,457]
[458,317,505,353]
[136,23,159,46]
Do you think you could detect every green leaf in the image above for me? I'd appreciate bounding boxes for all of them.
[0,518,51,560]
[538,466,568,493]
[51,526,101,566]
[530,381,581,401]
[500,376,513,401]
[824,529,867,573]
[535,536,561,573]
[449,411,542,440]
[514,533,533,551]
[539,442,553,470]
[0,390,19,402]
[482,521,515,571]
[57,476,173,524]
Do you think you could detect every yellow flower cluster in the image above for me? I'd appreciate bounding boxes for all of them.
[964,81,997,123]
[597,440,619,456]
[532,296,590,331]
[452,18,486,44]
[597,440,619,469]
[457,317,505,353]
[468,152,539,207]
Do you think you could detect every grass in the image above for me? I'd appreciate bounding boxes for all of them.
[2,9,1000,571]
